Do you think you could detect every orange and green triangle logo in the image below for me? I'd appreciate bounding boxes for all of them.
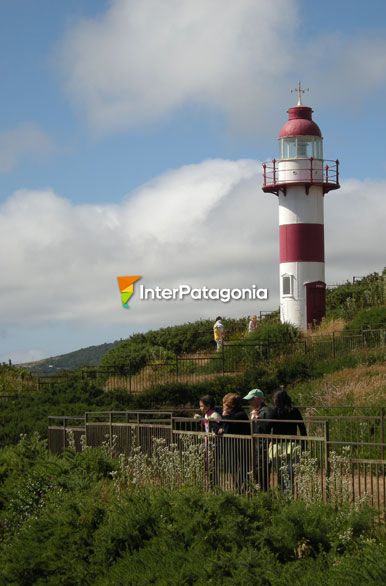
[117,276,142,308]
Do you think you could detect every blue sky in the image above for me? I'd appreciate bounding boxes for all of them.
[1,0,386,363]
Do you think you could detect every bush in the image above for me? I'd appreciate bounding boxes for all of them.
[133,376,246,409]
[276,356,314,386]
[327,272,384,320]
[247,321,300,350]
[0,440,383,586]
[99,342,174,375]
[344,306,386,333]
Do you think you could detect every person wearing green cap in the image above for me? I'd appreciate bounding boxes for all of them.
[243,388,272,490]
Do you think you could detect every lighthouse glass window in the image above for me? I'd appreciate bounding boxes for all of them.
[280,137,323,159]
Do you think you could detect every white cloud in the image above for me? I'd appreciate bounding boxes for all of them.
[57,0,386,135]
[0,122,55,172]
[0,159,271,330]
[58,0,297,133]
[0,159,384,339]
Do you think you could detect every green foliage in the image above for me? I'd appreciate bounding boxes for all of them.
[133,376,245,409]
[98,317,247,377]
[0,440,384,585]
[276,356,313,386]
[326,272,384,319]
[0,380,136,448]
[344,306,386,333]
[0,365,31,394]
[128,318,247,355]
[99,342,174,375]
[247,320,300,346]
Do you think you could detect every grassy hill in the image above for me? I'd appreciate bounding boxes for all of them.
[17,269,385,375]
[21,341,122,374]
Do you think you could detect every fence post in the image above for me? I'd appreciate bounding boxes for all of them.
[381,407,385,460]
[324,420,330,503]
[109,412,113,451]
[175,355,179,380]
[221,343,225,375]
[62,416,66,453]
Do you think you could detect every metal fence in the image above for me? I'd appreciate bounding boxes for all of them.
[26,327,385,394]
[48,411,386,519]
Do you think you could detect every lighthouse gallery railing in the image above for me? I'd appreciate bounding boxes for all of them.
[262,158,339,191]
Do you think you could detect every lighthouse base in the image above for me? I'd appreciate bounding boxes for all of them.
[280,262,326,330]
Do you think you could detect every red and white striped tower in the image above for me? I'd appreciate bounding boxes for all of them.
[262,83,340,329]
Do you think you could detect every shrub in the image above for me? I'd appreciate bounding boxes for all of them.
[344,306,386,333]
[99,342,173,375]
[133,376,245,409]
[0,445,382,586]
[326,272,384,320]
[276,356,314,386]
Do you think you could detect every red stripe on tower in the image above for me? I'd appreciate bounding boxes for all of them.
[280,224,324,263]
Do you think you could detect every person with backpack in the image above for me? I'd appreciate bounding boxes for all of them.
[269,389,307,493]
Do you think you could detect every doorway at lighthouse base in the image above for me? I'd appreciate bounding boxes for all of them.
[305,281,326,327]
[280,277,326,330]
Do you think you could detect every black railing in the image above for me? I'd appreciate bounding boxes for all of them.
[8,328,386,394]
[48,411,386,518]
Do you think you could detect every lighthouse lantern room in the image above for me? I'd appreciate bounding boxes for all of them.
[262,83,340,330]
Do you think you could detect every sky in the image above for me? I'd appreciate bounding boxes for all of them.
[1,0,386,363]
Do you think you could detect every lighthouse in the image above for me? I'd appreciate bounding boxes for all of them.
[262,83,340,330]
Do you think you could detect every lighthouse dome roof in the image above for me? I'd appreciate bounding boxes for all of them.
[279,105,322,138]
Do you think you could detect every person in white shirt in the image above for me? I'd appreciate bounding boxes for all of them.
[213,316,225,351]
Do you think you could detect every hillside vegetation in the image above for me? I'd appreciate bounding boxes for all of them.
[0,436,385,585]
[0,272,385,585]
[17,269,385,374]
[22,341,122,374]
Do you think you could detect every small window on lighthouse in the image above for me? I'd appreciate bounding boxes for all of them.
[282,275,293,296]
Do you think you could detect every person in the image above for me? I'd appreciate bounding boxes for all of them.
[243,388,272,490]
[213,316,225,351]
[198,395,222,433]
[269,390,307,437]
[243,388,271,427]
[269,389,307,493]
[195,395,222,488]
[217,393,250,492]
[248,315,258,333]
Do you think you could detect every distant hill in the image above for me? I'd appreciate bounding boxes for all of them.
[20,341,123,374]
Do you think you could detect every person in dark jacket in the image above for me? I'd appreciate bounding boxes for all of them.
[217,393,250,492]
[269,389,307,493]
[218,393,250,435]
[270,389,307,436]
[243,388,272,490]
